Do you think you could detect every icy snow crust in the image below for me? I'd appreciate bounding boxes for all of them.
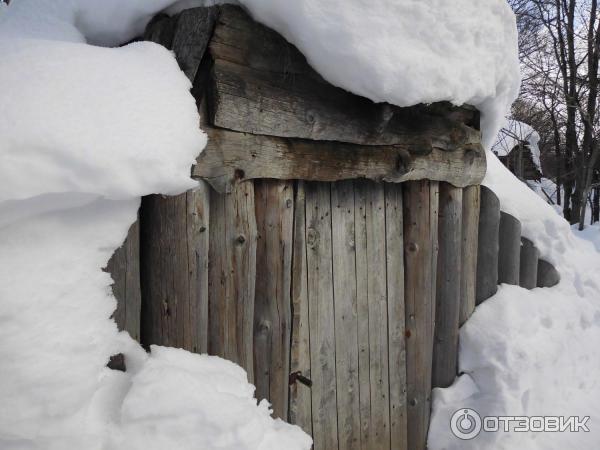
[0,1,310,449]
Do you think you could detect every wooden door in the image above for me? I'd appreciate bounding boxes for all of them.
[288,180,413,450]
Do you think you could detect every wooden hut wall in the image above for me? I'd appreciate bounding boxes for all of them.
[104,5,559,450]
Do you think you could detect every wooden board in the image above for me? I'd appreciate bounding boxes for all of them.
[305,182,338,450]
[187,183,211,354]
[208,6,481,149]
[519,238,539,290]
[171,7,219,83]
[140,193,190,348]
[193,126,486,193]
[498,212,521,286]
[139,189,211,353]
[106,220,141,342]
[476,186,500,304]
[432,183,462,389]
[459,186,480,326]
[403,180,438,450]
[253,180,294,419]
[354,184,372,449]
[289,181,313,433]
[331,181,361,450]
[384,183,408,450]
[207,181,257,379]
[537,259,560,288]
[364,181,391,450]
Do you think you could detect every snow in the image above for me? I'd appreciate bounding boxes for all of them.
[237,0,521,149]
[428,154,600,448]
[0,1,310,449]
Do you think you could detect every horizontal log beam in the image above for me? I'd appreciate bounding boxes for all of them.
[192,126,486,193]
[207,5,481,148]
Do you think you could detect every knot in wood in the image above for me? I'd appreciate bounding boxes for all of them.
[407,242,419,253]
[286,198,293,208]
[236,234,246,245]
[199,225,206,233]
[410,398,418,407]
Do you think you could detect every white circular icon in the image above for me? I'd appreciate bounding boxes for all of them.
[450,408,482,440]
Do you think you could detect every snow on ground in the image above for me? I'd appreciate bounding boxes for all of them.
[0,2,310,450]
[428,154,600,449]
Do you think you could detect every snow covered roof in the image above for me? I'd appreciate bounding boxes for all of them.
[492,120,541,170]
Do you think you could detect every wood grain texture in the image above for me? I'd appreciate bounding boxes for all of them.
[253,180,294,419]
[208,6,481,149]
[363,181,391,450]
[171,7,219,82]
[354,184,372,449]
[289,181,313,433]
[403,180,438,450]
[331,181,361,450]
[519,238,539,290]
[305,182,338,450]
[498,212,521,286]
[476,186,500,304]
[187,183,210,353]
[193,126,486,193]
[459,186,480,326]
[384,183,408,450]
[140,193,189,349]
[207,181,257,379]
[107,220,142,342]
[537,259,560,288]
[432,184,463,389]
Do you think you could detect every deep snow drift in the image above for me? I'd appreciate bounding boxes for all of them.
[0,1,310,449]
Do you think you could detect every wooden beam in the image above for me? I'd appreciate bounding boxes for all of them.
[208,6,481,148]
[289,181,313,432]
[193,126,486,193]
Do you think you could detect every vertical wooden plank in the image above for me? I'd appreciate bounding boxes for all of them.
[498,212,521,286]
[106,219,141,370]
[305,182,338,450]
[289,181,313,434]
[208,188,227,358]
[384,183,407,450]
[140,193,190,349]
[187,182,210,354]
[354,185,371,450]
[365,181,391,450]
[227,181,257,381]
[459,186,480,326]
[253,179,294,419]
[476,186,500,304]
[432,183,462,389]
[331,181,361,450]
[403,180,438,450]
[519,238,539,289]
[123,220,142,342]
